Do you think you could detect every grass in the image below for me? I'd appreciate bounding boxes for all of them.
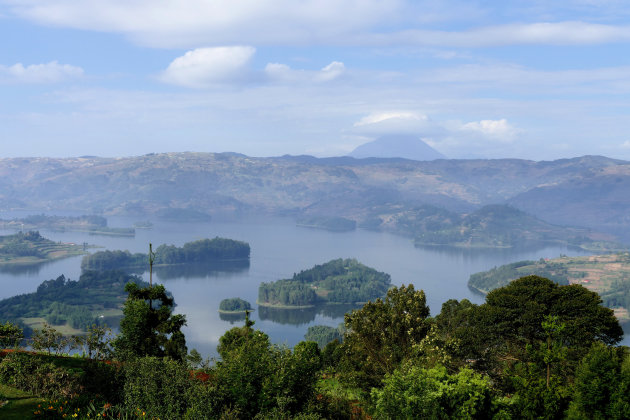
[21,318,84,336]
[0,383,42,420]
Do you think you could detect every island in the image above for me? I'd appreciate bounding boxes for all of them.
[219,298,252,314]
[0,231,85,266]
[468,252,630,322]
[0,214,135,237]
[257,258,391,309]
[296,216,357,232]
[80,237,251,271]
[0,270,150,335]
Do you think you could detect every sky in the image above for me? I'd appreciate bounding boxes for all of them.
[1,1,630,160]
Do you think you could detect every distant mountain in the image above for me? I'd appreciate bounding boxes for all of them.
[349,134,446,161]
[0,153,629,243]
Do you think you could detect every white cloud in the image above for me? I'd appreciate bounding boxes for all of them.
[316,61,345,81]
[160,46,255,88]
[621,141,630,149]
[265,61,345,83]
[460,119,517,142]
[0,61,83,83]
[6,1,630,48]
[354,111,428,127]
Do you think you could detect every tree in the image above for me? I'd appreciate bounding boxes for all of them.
[31,323,65,355]
[113,283,187,361]
[0,321,23,348]
[340,284,431,391]
[471,276,623,374]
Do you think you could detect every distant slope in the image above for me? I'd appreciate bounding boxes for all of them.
[413,204,625,251]
[349,134,446,161]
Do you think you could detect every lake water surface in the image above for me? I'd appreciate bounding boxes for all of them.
[1,214,624,358]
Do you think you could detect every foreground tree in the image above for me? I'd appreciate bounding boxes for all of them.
[341,284,431,391]
[113,283,187,361]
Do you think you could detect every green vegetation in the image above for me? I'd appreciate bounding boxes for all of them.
[0,270,149,331]
[304,324,344,349]
[218,298,252,313]
[0,231,84,265]
[1,274,629,419]
[113,283,187,361]
[257,258,391,308]
[81,237,250,271]
[297,216,357,232]
[469,252,630,322]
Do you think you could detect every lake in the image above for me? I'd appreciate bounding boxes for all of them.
[1,214,624,358]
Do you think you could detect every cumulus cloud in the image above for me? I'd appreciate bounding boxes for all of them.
[351,111,445,137]
[0,61,83,83]
[460,119,517,142]
[160,46,255,88]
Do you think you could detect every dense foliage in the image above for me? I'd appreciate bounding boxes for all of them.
[258,258,391,307]
[469,259,570,293]
[0,270,146,331]
[113,283,187,361]
[0,231,83,262]
[81,237,250,270]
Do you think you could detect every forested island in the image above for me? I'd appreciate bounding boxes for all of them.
[81,237,250,271]
[218,298,252,314]
[1,214,135,236]
[257,258,391,308]
[0,231,85,266]
[469,252,630,322]
[0,270,148,334]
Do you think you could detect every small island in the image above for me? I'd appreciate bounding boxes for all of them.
[0,231,85,266]
[468,252,630,322]
[219,298,252,314]
[81,237,250,271]
[257,258,391,309]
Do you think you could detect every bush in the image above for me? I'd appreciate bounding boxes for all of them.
[123,356,195,420]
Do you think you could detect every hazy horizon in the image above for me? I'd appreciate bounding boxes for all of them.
[2,2,630,161]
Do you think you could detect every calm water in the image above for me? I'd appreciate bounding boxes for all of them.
[1,214,623,358]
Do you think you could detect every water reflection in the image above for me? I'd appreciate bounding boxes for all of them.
[258,303,360,326]
[154,260,250,280]
[219,312,248,324]
[413,243,593,260]
[0,260,59,275]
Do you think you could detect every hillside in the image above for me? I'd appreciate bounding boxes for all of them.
[468,253,630,322]
[1,153,629,241]
[349,134,446,160]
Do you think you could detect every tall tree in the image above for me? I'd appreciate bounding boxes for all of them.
[340,284,431,390]
[113,283,187,361]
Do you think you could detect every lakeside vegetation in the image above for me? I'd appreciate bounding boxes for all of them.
[0,231,84,266]
[0,270,149,332]
[257,258,391,308]
[1,275,629,419]
[81,237,250,271]
[469,252,630,322]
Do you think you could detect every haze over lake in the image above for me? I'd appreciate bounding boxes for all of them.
[1,212,615,357]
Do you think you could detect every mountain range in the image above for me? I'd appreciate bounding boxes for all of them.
[0,153,629,243]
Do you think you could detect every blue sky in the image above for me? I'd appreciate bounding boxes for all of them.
[1,0,630,160]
